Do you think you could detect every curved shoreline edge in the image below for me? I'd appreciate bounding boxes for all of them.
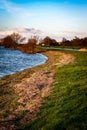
[0,50,75,129]
[0,46,48,78]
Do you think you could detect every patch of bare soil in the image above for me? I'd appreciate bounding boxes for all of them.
[0,51,75,130]
[79,48,87,52]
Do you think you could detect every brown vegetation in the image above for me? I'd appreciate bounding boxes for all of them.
[2,35,17,49]
[0,32,87,54]
[11,32,25,44]
[22,36,37,53]
[0,51,75,129]
[39,36,59,46]
[60,36,87,47]
[0,33,37,54]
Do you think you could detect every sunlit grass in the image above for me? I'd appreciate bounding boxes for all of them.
[19,51,87,130]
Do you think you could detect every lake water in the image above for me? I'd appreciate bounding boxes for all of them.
[0,47,48,78]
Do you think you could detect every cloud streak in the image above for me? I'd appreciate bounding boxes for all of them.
[0,0,32,18]
[0,27,43,39]
[0,0,20,13]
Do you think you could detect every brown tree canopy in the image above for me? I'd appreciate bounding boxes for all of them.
[2,35,17,49]
[60,36,87,46]
[11,32,25,44]
[81,37,87,46]
[23,36,37,53]
[71,36,87,46]
[39,36,59,46]
[1,32,87,53]
[60,37,71,46]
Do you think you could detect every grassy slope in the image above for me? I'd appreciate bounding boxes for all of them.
[19,51,87,130]
[0,68,34,119]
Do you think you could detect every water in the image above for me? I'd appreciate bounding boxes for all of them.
[0,47,48,78]
[40,47,79,51]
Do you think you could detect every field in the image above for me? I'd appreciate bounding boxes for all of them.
[19,51,87,130]
[0,50,87,130]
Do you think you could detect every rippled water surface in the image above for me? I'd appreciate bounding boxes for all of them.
[0,47,47,77]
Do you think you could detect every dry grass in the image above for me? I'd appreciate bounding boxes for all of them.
[0,51,75,129]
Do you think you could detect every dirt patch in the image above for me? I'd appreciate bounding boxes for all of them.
[0,51,75,130]
[79,48,87,52]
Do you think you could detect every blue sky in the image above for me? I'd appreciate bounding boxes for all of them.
[0,0,87,40]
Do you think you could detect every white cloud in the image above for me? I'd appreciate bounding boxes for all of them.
[43,31,87,41]
[0,27,87,42]
[0,0,32,18]
[0,27,45,43]
[0,27,43,40]
[0,0,20,13]
[60,31,87,39]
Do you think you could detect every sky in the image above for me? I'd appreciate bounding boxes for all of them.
[0,0,87,41]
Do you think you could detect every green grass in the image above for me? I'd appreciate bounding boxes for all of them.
[19,51,87,130]
[0,84,19,118]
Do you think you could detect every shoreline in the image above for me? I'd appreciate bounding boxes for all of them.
[0,46,48,79]
[0,50,75,129]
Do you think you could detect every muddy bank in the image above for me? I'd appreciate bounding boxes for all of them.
[0,51,75,130]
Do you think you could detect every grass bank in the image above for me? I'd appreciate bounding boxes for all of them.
[0,50,74,129]
[19,51,87,130]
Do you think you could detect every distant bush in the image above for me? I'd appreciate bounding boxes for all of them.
[39,36,59,46]
[2,35,17,49]
[60,36,87,47]
[23,36,37,54]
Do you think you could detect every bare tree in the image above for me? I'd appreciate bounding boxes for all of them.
[11,32,25,43]
[23,36,37,53]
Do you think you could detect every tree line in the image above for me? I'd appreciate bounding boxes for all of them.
[0,32,87,54]
[0,33,38,53]
[39,36,87,47]
[60,36,87,47]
